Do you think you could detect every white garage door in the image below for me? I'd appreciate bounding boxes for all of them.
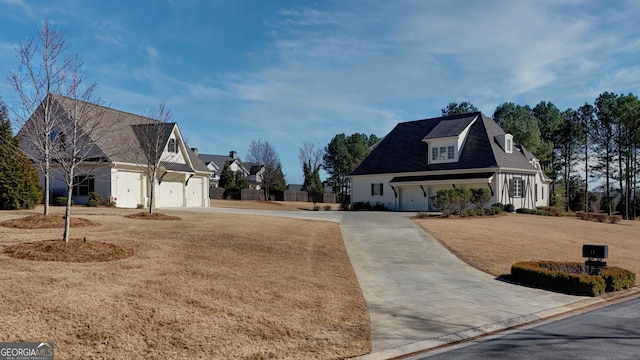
[186,177,203,207]
[115,171,142,208]
[156,180,184,208]
[399,186,427,211]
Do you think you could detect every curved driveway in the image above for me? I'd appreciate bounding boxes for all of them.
[170,207,596,359]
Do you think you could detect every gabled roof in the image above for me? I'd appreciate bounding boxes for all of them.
[350,112,538,176]
[45,95,209,173]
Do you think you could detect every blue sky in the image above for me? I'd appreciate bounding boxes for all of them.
[1,1,639,184]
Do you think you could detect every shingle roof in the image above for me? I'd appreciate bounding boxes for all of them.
[350,112,538,176]
[50,95,209,173]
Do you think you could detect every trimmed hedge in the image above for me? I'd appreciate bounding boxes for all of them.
[602,267,636,292]
[511,261,635,297]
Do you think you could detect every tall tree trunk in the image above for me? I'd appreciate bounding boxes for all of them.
[584,141,589,211]
[43,161,50,215]
[63,182,72,243]
[605,148,611,215]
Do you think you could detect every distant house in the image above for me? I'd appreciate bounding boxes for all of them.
[197,151,265,190]
[19,95,211,208]
[349,112,550,211]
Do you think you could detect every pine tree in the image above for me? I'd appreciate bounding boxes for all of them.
[218,161,236,189]
[0,102,41,209]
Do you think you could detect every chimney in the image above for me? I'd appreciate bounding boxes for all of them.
[229,150,238,160]
[191,147,198,155]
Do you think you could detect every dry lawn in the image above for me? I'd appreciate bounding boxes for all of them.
[0,206,369,359]
[415,214,640,278]
[210,199,339,211]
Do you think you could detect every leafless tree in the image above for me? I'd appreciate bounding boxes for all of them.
[298,141,323,170]
[9,20,76,215]
[132,102,175,213]
[52,67,120,242]
[246,139,285,199]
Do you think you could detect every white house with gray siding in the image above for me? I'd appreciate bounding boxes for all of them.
[349,112,550,211]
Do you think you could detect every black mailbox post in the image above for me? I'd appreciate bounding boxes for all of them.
[583,244,608,275]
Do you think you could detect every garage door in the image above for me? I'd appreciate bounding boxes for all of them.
[399,186,427,211]
[185,177,203,207]
[156,180,184,208]
[115,171,142,208]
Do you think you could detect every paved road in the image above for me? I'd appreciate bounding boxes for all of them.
[411,296,640,359]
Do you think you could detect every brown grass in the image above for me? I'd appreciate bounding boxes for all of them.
[0,207,370,359]
[211,199,339,211]
[1,214,99,229]
[415,213,640,278]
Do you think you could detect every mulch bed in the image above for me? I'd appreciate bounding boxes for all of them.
[124,212,181,220]
[4,239,134,263]
[0,214,99,229]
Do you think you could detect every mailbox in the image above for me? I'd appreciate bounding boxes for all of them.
[582,244,608,259]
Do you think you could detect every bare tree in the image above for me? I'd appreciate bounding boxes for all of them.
[246,140,285,199]
[132,102,175,213]
[9,20,75,215]
[298,141,323,170]
[53,69,118,242]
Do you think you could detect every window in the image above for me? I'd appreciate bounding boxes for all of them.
[447,145,454,159]
[439,146,447,160]
[512,178,522,197]
[72,175,95,196]
[432,147,438,161]
[371,183,384,196]
[506,138,512,153]
[168,138,177,153]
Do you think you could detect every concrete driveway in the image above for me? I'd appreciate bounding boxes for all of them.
[339,212,596,359]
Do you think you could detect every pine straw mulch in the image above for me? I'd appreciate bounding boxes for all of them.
[3,238,134,263]
[124,212,181,220]
[0,214,99,229]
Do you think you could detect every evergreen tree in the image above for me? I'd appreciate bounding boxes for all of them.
[234,169,248,189]
[218,161,236,189]
[0,102,41,209]
[441,101,479,116]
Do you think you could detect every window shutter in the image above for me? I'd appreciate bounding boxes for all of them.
[380,184,383,196]
[508,179,514,197]
[371,183,374,196]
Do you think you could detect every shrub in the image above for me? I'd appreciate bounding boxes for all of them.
[602,267,636,291]
[470,188,491,209]
[89,192,103,203]
[609,215,622,224]
[352,201,371,210]
[511,261,605,296]
[414,211,429,219]
[87,199,99,207]
[516,208,531,214]
[491,203,504,210]
[54,197,73,206]
[136,203,144,209]
[537,206,562,217]
[323,205,332,211]
[504,204,515,213]
[488,206,503,215]
[312,205,320,211]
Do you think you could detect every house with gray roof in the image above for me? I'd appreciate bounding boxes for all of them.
[19,95,211,208]
[348,112,550,211]
[196,150,264,190]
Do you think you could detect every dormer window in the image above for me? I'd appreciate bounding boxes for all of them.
[430,144,456,163]
[495,133,513,154]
